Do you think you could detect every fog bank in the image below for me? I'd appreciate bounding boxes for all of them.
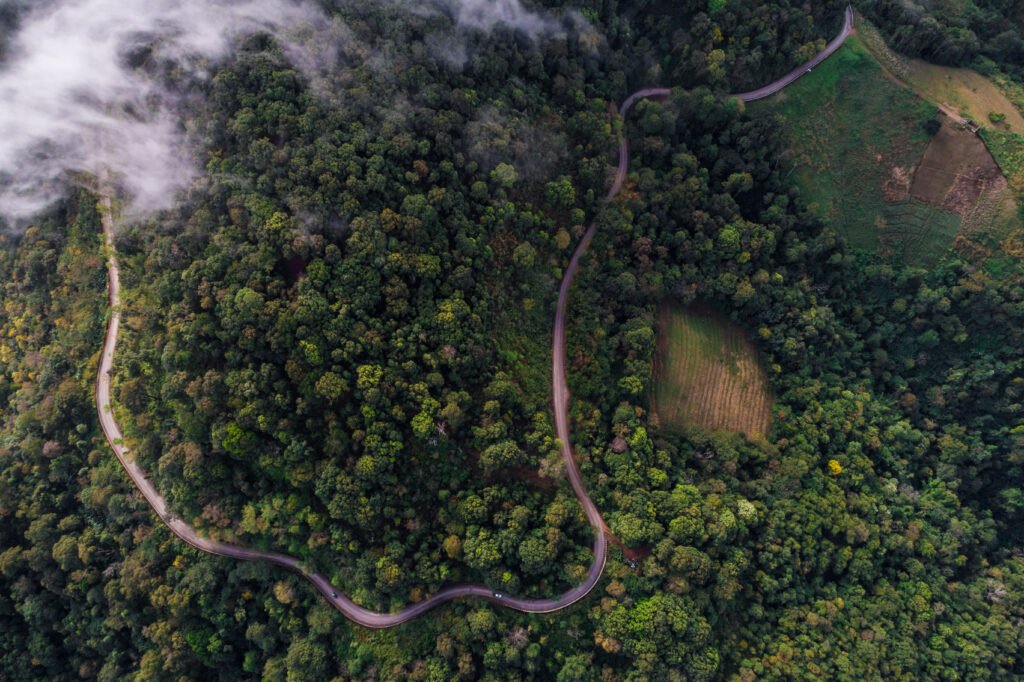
[0,0,573,225]
[0,0,327,224]
[435,0,558,34]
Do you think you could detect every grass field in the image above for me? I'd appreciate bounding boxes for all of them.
[858,16,1024,134]
[652,305,772,438]
[757,36,948,263]
[880,197,962,264]
[905,60,1024,134]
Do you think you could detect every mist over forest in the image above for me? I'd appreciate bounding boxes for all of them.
[0,0,573,225]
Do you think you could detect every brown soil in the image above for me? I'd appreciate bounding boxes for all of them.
[936,102,961,120]
[509,463,557,492]
[884,165,913,201]
[621,544,651,562]
[910,114,1004,217]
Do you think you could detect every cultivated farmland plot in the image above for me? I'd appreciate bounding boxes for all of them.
[652,305,773,439]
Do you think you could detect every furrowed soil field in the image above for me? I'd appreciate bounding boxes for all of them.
[652,305,772,438]
[908,115,1014,254]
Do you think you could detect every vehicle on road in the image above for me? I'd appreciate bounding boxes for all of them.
[493,592,503,600]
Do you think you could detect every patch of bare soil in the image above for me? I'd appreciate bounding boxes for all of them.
[653,303,773,439]
[949,172,1008,220]
[884,165,913,200]
[510,464,557,492]
[910,114,1005,217]
[621,545,650,562]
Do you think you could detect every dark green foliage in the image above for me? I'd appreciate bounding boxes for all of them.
[3,1,1024,680]
[858,0,1024,79]
[543,0,849,91]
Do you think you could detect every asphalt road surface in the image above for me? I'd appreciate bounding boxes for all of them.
[94,7,853,628]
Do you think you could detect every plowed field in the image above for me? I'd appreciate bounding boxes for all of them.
[652,305,773,438]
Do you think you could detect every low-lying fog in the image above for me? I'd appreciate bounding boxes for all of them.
[0,0,565,226]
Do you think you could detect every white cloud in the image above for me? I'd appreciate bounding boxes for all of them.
[0,0,325,224]
[0,0,580,225]
[438,0,558,34]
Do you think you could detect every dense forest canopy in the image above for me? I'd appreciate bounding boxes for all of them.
[553,0,851,90]
[857,0,1024,76]
[1,1,1023,680]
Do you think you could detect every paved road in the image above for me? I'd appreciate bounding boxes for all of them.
[94,8,852,628]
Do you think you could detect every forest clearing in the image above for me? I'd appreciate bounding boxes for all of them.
[652,305,772,438]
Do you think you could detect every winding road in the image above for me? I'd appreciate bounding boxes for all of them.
[95,7,853,629]
[734,5,853,102]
